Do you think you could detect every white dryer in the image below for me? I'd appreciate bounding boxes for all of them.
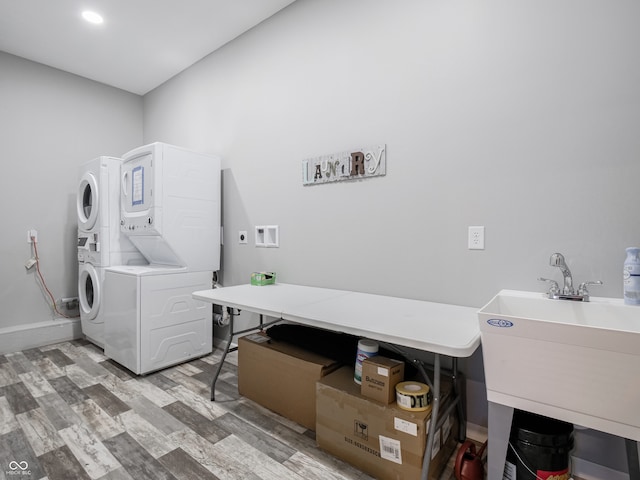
[77,156,145,348]
[119,142,221,271]
[103,265,213,374]
[77,156,142,267]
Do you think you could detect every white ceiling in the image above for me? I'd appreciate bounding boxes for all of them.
[0,0,297,95]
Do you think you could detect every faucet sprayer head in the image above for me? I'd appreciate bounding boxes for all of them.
[550,253,567,268]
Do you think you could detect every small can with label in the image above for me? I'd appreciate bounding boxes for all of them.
[354,339,378,384]
[624,247,640,305]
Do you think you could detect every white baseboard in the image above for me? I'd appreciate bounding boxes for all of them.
[571,456,628,480]
[0,318,81,354]
[466,422,488,444]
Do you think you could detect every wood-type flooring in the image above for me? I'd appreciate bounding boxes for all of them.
[0,339,474,480]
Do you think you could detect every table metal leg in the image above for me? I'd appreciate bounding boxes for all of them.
[451,357,466,441]
[420,354,441,480]
[210,310,235,401]
[388,347,464,480]
[210,312,282,401]
[487,401,514,480]
[626,438,640,480]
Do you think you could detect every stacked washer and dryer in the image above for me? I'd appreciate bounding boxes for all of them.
[77,143,221,374]
[77,156,145,348]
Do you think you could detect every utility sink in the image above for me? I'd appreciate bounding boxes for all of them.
[478,289,640,441]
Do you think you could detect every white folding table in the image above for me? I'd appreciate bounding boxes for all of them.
[193,283,481,480]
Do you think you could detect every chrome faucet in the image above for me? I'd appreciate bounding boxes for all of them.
[538,252,603,302]
[550,253,574,295]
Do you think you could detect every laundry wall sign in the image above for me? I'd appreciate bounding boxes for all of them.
[301,144,386,185]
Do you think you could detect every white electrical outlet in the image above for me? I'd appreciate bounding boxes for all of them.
[27,229,38,243]
[239,231,248,244]
[468,226,485,250]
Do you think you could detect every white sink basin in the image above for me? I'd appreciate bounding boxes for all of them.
[478,289,640,440]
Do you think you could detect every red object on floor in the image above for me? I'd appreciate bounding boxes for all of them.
[454,440,487,480]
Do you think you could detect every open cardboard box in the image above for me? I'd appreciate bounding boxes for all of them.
[238,332,340,430]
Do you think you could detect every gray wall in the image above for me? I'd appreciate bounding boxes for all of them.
[0,52,143,340]
[143,0,640,472]
[145,0,640,304]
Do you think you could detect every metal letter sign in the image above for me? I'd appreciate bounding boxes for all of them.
[301,144,386,185]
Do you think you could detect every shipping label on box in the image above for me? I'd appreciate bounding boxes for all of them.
[361,356,405,404]
[379,435,403,464]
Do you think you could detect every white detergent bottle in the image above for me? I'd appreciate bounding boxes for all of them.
[623,247,640,305]
[354,339,378,385]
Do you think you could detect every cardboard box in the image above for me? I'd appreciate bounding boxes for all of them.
[238,333,339,430]
[361,355,405,404]
[317,367,457,480]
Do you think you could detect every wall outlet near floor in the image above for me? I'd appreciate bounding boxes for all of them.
[239,231,248,244]
[468,226,485,250]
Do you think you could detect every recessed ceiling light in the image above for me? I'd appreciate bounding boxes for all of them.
[82,11,104,24]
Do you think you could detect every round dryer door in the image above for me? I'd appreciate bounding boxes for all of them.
[77,172,99,230]
[78,264,101,321]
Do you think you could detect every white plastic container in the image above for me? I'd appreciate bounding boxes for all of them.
[624,247,640,305]
[354,339,378,384]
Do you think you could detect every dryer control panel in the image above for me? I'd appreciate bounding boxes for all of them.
[120,209,161,235]
[120,150,162,236]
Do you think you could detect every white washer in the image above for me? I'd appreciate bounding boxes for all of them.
[103,265,213,374]
[77,263,105,346]
[77,156,145,348]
